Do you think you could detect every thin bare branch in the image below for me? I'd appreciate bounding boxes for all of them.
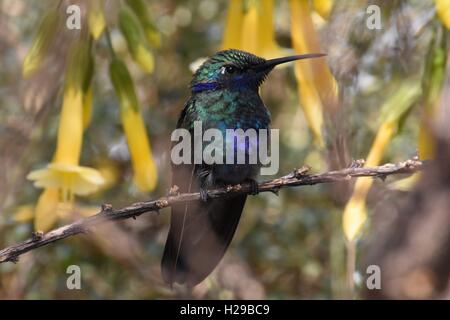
[0,158,423,264]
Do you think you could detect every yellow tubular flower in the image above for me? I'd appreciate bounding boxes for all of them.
[122,104,158,192]
[435,0,450,29]
[221,0,244,50]
[258,0,284,58]
[54,87,83,165]
[240,0,283,57]
[343,120,396,294]
[293,68,324,147]
[223,0,284,58]
[343,83,421,241]
[259,0,274,49]
[28,86,104,201]
[88,0,106,40]
[342,121,396,241]
[29,163,105,199]
[289,0,326,147]
[109,58,158,192]
[290,0,338,112]
[27,40,104,231]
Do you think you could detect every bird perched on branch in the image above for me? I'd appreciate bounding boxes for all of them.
[162,49,325,287]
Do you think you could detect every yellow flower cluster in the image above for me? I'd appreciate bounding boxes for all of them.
[21,1,162,232]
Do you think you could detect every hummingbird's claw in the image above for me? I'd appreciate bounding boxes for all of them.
[200,188,209,202]
[167,185,180,196]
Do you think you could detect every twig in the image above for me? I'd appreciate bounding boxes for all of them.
[0,158,423,264]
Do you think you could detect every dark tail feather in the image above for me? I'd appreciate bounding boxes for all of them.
[161,195,247,286]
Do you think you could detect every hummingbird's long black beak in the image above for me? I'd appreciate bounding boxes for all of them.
[254,53,327,72]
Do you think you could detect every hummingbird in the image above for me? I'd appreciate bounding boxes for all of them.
[161,49,326,287]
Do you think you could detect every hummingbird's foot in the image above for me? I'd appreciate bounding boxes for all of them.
[199,188,210,202]
[247,179,260,196]
[167,185,180,197]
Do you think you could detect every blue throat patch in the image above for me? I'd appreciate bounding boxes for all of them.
[191,82,221,93]
[192,74,263,93]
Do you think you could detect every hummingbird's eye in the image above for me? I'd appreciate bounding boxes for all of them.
[221,65,237,75]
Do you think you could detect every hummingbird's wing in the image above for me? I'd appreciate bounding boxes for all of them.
[161,165,247,286]
[161,100,247,286]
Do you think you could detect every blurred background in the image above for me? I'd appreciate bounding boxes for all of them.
[0,0,449,299]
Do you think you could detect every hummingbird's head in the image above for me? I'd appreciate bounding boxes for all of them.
[191,49,326,93]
